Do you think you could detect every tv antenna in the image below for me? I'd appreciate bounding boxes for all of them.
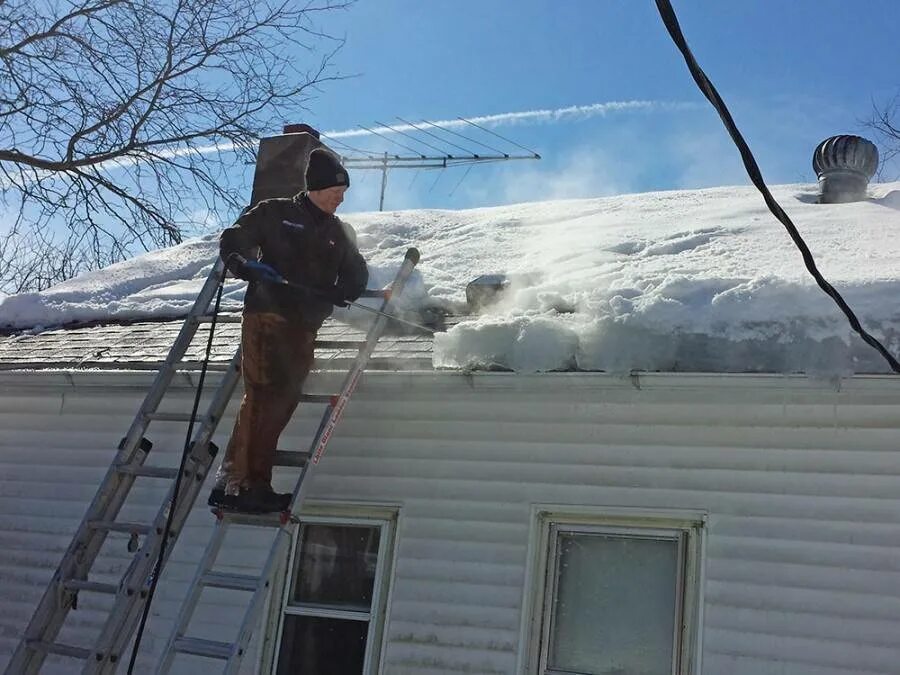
[310,117,541,210]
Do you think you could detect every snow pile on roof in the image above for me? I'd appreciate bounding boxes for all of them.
[0,238,224,329]
[351,182,900,375]
[2,182,899,375]
[0,237,430,331]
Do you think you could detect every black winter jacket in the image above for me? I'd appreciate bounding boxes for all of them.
[220,193,368,328]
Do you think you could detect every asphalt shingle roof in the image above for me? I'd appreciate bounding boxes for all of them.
[0,313,440,372]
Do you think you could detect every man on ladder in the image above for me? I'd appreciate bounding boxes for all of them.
[208,147,368,514]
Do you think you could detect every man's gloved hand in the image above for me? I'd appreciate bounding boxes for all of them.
[241,261,284,285]
[321,285,351,308]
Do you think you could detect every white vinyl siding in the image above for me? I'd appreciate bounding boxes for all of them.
[2,370,900,674]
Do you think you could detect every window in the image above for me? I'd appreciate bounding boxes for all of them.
[269,512,395,675]
[527,511,703,675]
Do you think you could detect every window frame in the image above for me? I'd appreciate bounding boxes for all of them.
[522,507,705,675]
[262,504,398,675]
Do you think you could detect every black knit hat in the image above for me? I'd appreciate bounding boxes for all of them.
[305,148,350,191]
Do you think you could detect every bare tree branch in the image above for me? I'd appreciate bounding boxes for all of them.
[867,93,900,182]
[0,0,354,292]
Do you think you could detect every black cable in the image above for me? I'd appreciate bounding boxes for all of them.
[126,269,226,673]
[654,0,900,373]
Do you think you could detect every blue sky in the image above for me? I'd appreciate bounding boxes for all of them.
[286,0,900,213]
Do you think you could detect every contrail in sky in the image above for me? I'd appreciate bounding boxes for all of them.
[150,99,693,155]
[0,99,694,189]
[324,100,694,139]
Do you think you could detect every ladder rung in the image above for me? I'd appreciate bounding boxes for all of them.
[117,464,180,479]
[28,640,92,660]
[201,571,260,592]
[173,636,234,659]
[299,393,335,404]
[315,340,367,349]
[146,411,193,422]
[63,579,119,595]
[220,511,284,528]
[88,520,152,535]
[273,450,310,468]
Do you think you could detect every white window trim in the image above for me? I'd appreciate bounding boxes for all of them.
[259,503,399,675]
[518,505,706,675]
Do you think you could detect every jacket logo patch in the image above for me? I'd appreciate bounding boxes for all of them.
[282,220,305,230]
[328,239,336,246]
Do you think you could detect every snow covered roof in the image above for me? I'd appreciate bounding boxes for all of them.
[2,182,899,376]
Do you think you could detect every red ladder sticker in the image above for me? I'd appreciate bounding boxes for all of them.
[311,369,362,464]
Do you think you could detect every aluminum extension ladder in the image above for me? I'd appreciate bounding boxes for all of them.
[5,247,419,675]
[155,248,420,675]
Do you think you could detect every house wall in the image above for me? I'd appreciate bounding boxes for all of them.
[1,369,899,675]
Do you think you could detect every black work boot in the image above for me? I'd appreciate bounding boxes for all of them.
[241,486,292,513]
[208,485,290,514]
[207,486,239,511]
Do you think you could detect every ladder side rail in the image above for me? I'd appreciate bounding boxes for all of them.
[69,259,229,591]
[86,353,243,674]
[243,249,418,674]
[222,530,292,675]
[118,257,228,463]
[304,247,420,471]
[154,464,311,675]
[154,521,232,675]
[152,248,420,675]
[6,440,151,675]
[6,261,228,675]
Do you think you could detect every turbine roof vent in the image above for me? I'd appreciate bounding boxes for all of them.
[812,134,878,203]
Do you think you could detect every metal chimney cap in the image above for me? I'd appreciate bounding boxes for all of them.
[283,123,321,139]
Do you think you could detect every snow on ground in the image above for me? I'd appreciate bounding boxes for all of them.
[2,182,899,374]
